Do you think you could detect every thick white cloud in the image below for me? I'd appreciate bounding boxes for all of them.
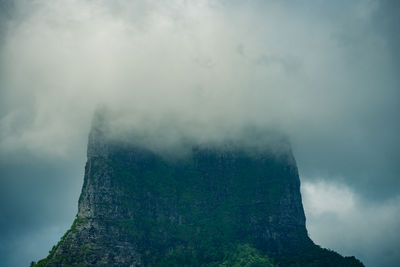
[0,0,399,266]
[1,0,396,158]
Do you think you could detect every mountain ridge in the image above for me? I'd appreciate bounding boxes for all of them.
[33,119,363,266]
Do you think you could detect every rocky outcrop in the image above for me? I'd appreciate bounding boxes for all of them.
[35,119,363,266]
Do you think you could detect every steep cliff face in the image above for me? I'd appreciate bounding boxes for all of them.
[35,122,363,266]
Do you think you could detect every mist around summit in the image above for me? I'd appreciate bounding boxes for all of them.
[0,0,399,266]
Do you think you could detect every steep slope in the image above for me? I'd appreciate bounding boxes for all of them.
[34,122,363,266]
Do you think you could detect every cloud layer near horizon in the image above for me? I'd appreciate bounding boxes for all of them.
[302,180,400,267]
[0,0,399,266]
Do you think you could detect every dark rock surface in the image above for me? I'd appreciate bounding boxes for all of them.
[34,120,363,266]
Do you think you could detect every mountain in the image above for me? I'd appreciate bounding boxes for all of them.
[33,117,363,266]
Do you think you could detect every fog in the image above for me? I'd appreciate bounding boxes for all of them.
[0,0,399,266]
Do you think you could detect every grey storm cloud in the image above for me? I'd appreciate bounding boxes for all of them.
[0,0,399,266]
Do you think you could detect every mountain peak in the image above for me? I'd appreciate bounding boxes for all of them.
[34,117,364,266]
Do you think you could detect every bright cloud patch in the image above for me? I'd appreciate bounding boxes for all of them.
[302,180,400,267]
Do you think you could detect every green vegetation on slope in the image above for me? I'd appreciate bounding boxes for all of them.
[33,217,89,267]
[32,146,363,266]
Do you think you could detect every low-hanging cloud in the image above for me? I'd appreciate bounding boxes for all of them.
[0,0,399,266]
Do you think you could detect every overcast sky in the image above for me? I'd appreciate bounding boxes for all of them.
[0,0,399,266]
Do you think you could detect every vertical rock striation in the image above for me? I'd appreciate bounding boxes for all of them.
[35,119,363,266]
